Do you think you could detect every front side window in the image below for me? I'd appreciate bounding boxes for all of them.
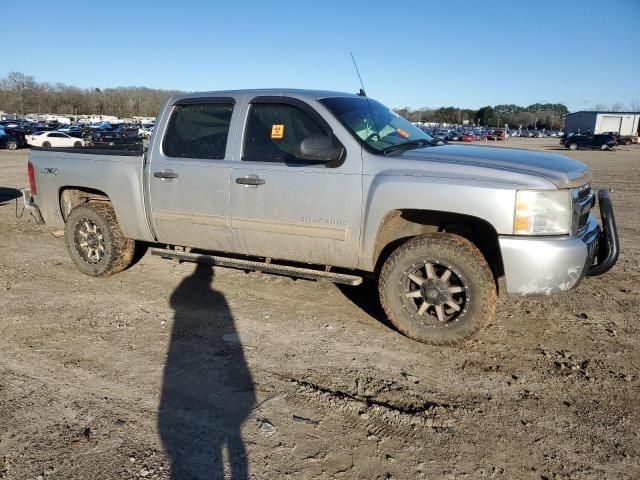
[163,103,234,159]
[319,96,434,154]
[243,103,328,162]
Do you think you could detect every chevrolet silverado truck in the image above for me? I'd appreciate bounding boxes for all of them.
[22,89,619,345]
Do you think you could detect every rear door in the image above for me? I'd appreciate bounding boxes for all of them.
[599,115,622,134]
[228,96,362,268]
[147,96,240,252]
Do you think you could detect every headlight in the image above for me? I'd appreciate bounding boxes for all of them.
[514,189,572,235]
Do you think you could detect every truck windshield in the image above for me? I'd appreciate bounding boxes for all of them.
[319,96,433,153]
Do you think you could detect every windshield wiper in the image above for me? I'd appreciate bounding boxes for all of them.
[382,139,432,155]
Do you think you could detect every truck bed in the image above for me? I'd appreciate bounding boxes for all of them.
[29,146,155,242]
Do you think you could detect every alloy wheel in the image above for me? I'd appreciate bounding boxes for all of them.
[400,260,469,325]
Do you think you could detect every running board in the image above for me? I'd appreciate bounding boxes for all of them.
[150,248,363,286]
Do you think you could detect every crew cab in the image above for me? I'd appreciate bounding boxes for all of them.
[22,89,619,345]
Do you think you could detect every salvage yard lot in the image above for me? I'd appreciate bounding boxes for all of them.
[1,138,639,479]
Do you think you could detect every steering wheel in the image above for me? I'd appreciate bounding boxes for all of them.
[365,132,382,142]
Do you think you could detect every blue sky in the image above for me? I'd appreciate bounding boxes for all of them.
[3,0,639,111]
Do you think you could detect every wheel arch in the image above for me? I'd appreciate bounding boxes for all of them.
[59,186,111,221]
[372,209,504,280]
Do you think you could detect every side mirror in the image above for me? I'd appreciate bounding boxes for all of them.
[296,134,343,163]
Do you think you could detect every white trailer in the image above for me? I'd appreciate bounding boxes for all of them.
[565,111,640,135]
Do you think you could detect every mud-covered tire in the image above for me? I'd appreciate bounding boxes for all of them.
[378,234,497,345]
[64,202,135,276]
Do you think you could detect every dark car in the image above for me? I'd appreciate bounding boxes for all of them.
[445,131,461,141]
[563,134,616,151]
[59,125,89,139]
[0,126,21,150]
[5,122,36,145]
[91,128,141,147]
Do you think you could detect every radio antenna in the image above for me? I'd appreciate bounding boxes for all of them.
[350,52,379,133]
[350,52,367,97]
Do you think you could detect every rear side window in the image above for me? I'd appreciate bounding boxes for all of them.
[163,103,234,159]
[243,103,327,163]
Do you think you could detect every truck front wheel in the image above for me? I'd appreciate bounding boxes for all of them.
[378,234,497,345]
[64,202,135,276]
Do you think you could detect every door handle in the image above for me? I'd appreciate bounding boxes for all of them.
[235,175,265,186]
[154,169,179,179]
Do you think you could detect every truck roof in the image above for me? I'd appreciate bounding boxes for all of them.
[169,89,362,102]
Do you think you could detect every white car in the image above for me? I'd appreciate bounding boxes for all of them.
[138,125,154,139]
[26,131,85,148]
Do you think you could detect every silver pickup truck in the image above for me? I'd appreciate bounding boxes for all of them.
[23,89,619,345]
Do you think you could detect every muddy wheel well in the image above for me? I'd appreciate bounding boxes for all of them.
[59,187,111,221]
[373,209,504,279]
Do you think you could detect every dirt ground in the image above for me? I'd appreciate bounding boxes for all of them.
[1,138,639,480]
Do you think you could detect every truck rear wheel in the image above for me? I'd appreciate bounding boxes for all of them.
[64,202,135,276]
[378,234,497,345]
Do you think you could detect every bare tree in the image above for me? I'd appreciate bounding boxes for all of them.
[610,102,625,112]
[0,71,182,118]
[2,72,37,113]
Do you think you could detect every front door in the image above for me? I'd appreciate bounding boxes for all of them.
[147,97,238,252]
[229,98,362,268]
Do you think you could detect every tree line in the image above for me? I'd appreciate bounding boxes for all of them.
[0,72,182,118]
[1,71,637,126]
[394,103,571,130]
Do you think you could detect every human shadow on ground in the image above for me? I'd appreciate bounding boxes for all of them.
[0,187,21,206]
[158,263,255,479]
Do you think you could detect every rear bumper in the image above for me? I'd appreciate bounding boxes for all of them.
[21,189,45,224]
[499,189,618,296]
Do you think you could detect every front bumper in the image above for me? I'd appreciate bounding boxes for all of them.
[499,189,619,296]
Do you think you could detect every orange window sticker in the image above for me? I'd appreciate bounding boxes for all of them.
[271,124,284,139]
[396,128,409,138]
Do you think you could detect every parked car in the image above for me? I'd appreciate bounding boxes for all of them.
[23,89,619,346]
[0,126,21,150]
[461,132,476,142]
[563,134,616,151]
[138,125,154,139]
[616,135,639,146]
[445,131,460,141]
[26,131,85,148]
[489,129,507,141]
[1,124,31,148]
[58,125,88,139]
[91,129,140,147]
